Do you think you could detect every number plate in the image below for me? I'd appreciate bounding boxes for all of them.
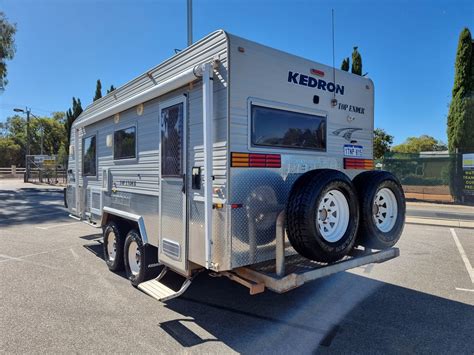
[343,144,363,157]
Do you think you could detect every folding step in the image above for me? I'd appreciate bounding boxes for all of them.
[138,267,193,302]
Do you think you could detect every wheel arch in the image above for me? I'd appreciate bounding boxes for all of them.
[101,207,149,245]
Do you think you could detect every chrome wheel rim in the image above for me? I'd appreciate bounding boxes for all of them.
[128,241,141,276]
[316,189,350,243]
[373,188,398,233]
[107,231,117,262]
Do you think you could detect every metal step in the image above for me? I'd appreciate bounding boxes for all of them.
[138,267,192,302]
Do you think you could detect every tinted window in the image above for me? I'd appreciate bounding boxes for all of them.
[161,103,183,176]
[83,135,96,176]
[114,126,136,160]
[251,105,326,150]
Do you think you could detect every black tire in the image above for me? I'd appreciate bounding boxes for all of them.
[124,230,160,287]
[286,169,359,262]
[353,171,406,249]
[103,222,125,271]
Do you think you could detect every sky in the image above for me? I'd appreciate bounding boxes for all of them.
[0,0,473,145]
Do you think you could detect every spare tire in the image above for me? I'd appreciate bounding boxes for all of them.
[353,171,405,249]
[286,169,359,263]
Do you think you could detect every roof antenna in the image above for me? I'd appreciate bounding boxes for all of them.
[331,9,337,107]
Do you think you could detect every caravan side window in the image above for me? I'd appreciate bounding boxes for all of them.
[251,105,326,151]
[114,126,136,160]
[83,135,97,176]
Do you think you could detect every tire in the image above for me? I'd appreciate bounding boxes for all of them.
[286,169,359,262]
[353,171,406,249]
[103,222,125,271]
[124,230,160,287]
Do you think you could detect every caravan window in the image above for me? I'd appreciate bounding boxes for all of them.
[251,105,326,151]
[114,126,136,160]
[83,135,97,176]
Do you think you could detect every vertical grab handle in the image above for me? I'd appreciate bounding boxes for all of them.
[182,174,186,194]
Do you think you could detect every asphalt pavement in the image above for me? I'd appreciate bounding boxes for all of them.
[0,180,473,354]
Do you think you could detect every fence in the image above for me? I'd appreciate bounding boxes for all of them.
[0,165,66,183]
[0,166,26,178]
[381,151,474,205]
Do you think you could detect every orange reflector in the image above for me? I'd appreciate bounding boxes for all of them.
[231,152,281,168]
[344,158,374,170]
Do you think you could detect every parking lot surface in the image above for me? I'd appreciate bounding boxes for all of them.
[1,180,473,353]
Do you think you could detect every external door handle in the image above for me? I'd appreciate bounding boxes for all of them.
[182,174,186,194]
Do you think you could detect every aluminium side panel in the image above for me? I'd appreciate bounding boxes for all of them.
[80,98,161,247]
[69,30,230,264]
[227,34,374,268]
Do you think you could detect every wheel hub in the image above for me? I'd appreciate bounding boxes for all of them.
[320,208,328,221]
[373,188,398,233]
[107,232,117,261]
[128,241,141,276]
[316,190,350,243]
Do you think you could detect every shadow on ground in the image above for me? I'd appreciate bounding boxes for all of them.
[0,188,68,227]
[79,231,474,353]
[155,271,474,353]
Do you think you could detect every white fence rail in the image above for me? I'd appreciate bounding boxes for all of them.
[0,166,26,177]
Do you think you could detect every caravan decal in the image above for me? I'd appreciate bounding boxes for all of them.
[287,71,345,95]
[332,127,362,142]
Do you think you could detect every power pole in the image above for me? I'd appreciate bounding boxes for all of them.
[187,0,193,46]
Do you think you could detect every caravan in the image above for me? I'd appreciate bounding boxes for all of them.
[65,30,405,301]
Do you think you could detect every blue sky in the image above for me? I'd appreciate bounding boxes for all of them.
[0,0,472,144]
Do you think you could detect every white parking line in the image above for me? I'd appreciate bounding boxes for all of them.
[455,287,474,292]
[0,246,76,263]
[36,221,81,230]
[450,228,474,284]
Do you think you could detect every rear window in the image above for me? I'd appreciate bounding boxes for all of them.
[251,105,326,150]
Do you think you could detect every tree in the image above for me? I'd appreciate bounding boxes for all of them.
[0,12,17,91]
[447,27,474,152]
[392,135,447,153]
[64,97,83,149]
[93,79,102,101]
[1,113,68,166]
[0,137,21,166]
[373,128,394,159]
[107,85,116,94]
[341,58,349,71]
[351,46,362,75]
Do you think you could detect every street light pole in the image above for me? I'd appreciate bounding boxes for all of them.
[187,0,192,46]
[13,107,31,156]
[13,107,32,181]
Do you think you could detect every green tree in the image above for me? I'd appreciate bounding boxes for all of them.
[0,137,21,166]
[373,128,394,159]
[57,142,68,168]
[351,46,362,76]
[341,57,349,71]
[392,135,447,153]
[30,117,66,156]
[64,97,83,149]
[447,28,474,152]
[107,85,116,94]
[0,12,17,91]
[93,79,102,101]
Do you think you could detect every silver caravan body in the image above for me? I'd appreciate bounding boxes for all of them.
[66,30,374,277]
